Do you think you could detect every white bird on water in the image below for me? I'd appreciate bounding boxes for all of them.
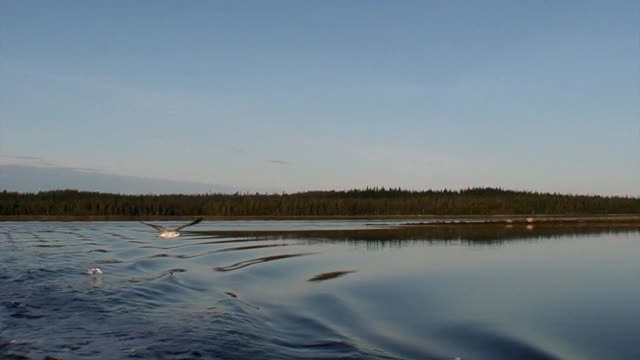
[140,218,204,238]
[86,268,103,275]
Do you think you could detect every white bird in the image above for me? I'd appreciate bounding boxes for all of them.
[140,218,203,239]
[86,268,103,275]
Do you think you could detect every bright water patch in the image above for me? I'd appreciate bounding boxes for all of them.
[1,221,639,359]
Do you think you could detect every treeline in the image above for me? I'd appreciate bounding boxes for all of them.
[0,187,639,217]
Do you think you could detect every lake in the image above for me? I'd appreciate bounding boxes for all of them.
[1,220,639,359]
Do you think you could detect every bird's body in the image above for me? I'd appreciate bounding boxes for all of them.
[158,231,180,239]
[86,268,103,275]
[140,218,203,239]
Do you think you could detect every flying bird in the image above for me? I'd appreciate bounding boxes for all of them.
[140,218,204,238]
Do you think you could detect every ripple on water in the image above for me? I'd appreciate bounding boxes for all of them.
[434,324,563,360]
[308,270,357,282]
[214,253,314,272]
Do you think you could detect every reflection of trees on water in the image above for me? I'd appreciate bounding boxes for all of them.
[194,225,640,250]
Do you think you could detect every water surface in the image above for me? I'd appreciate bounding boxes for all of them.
[1,221,639,359]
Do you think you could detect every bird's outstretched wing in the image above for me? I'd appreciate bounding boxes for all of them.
[174,217,204,231]
[140,221,169,232]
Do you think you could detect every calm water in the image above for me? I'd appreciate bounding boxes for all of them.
[1,221,639,360]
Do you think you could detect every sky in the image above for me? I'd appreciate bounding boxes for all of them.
[1,1,639,195]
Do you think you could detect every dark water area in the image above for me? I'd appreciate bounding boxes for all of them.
[1,221,639,360]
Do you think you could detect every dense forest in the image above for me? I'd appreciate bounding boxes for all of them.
[1,188,639,217]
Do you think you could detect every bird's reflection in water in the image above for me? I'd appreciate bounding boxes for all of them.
[88,276,103,287]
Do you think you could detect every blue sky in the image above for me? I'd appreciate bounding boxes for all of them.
[1,1,638,195]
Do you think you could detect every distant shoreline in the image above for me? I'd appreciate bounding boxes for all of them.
[2,214,640,223]
[3,188,639,218]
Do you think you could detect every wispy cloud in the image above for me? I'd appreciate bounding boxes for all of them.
[2,155,43,161]
[0,154,101,173]
[0,154,53,166]
[55,166,102,173]
[265,159,291,165]
[1,163,102,173]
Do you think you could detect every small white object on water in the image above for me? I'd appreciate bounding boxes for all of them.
[526,217,535,223]
[86,268,103,275]
[140,218,203,239]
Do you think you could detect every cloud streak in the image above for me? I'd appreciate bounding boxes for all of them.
[0,154,100,173]
[2,155,43,161]
[265,159,291,165]
[55,166,102,173]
